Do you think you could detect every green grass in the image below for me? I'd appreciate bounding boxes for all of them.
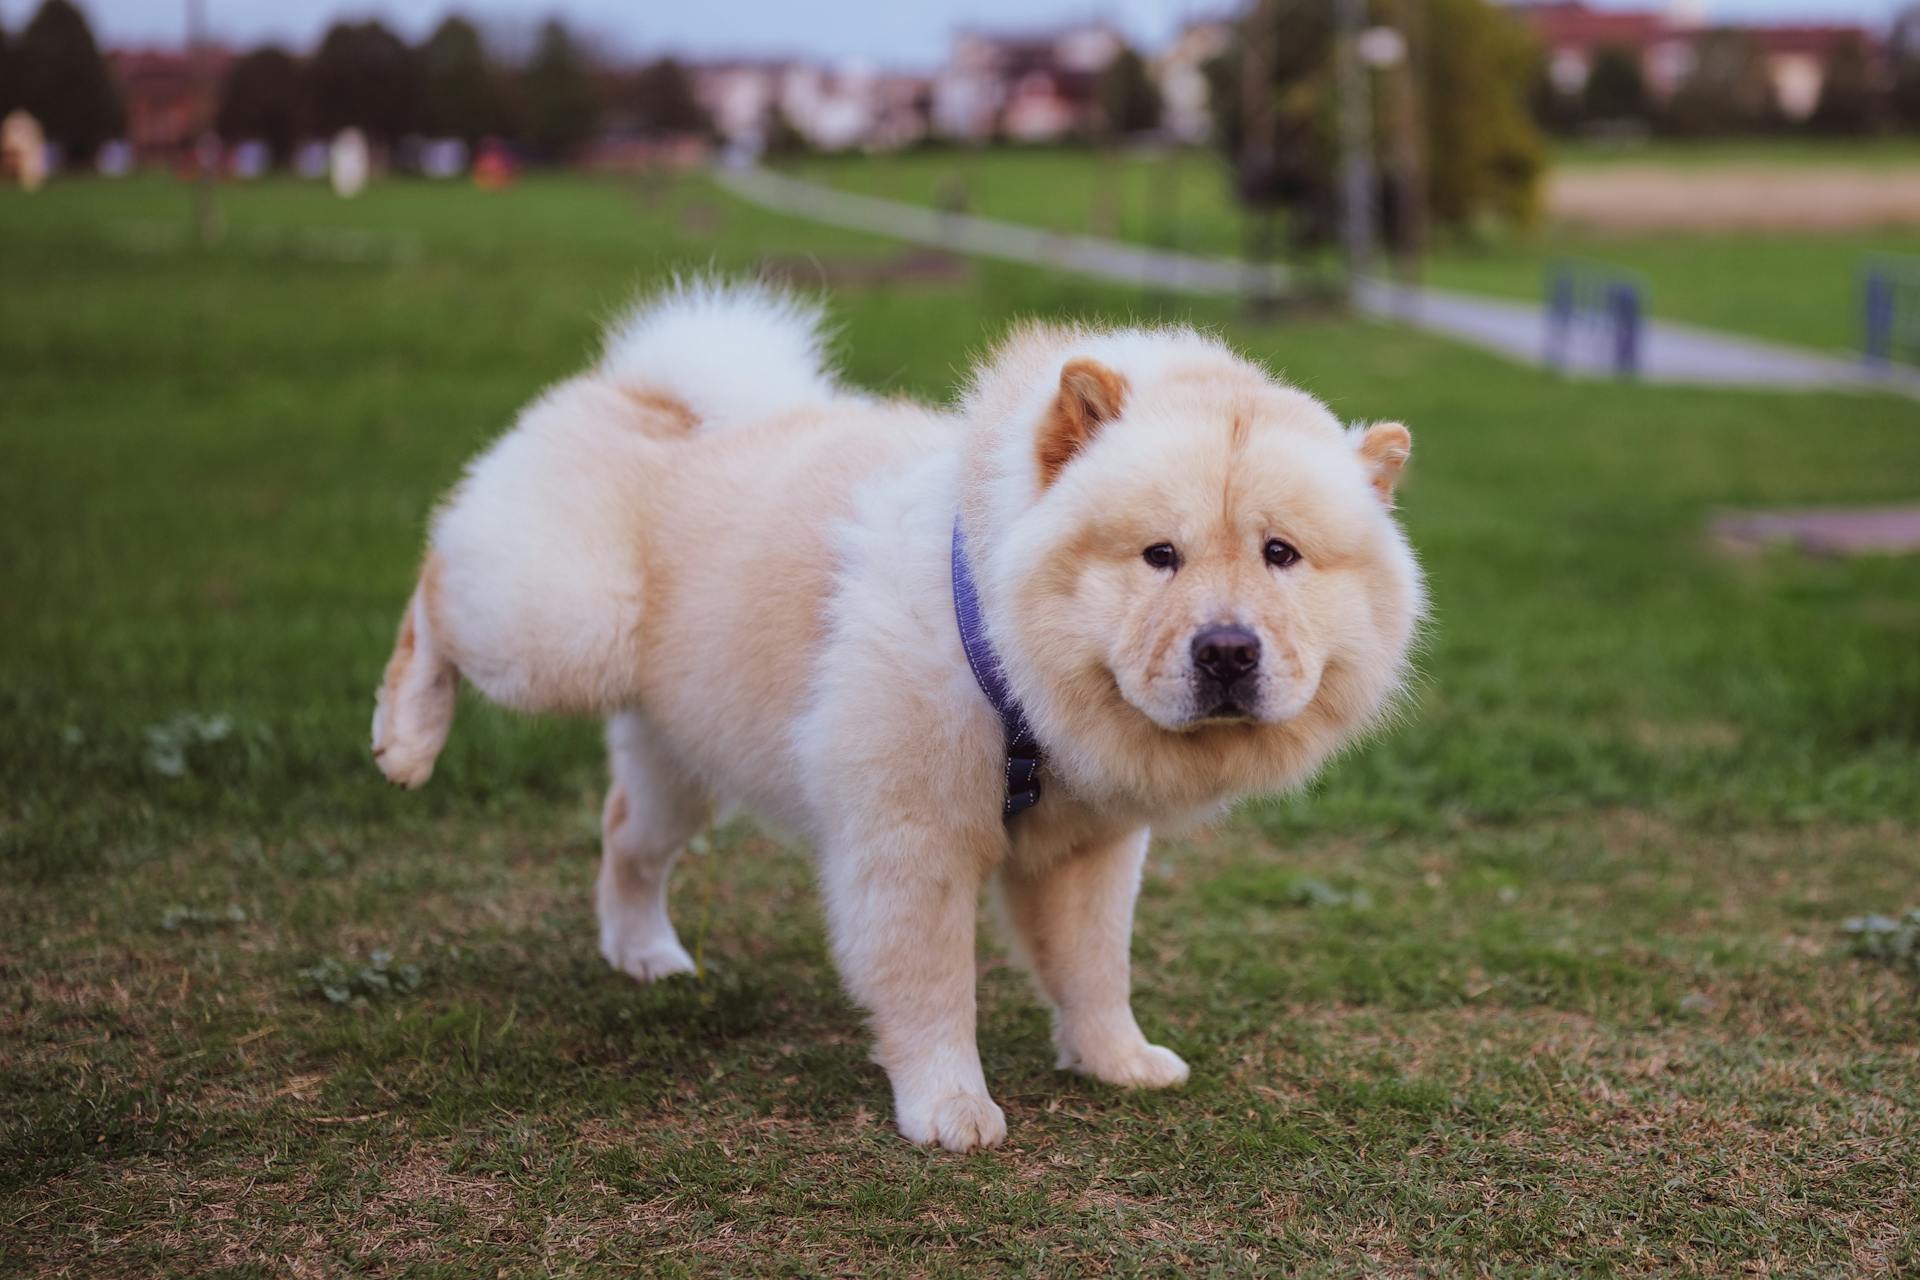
[796,146,1256,259]
[4,173,1919,1275]
[798,145,1920,354]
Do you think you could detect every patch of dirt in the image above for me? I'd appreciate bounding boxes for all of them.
[1712,506,1920,557]
[1548,166,1920,231]
[758,249,974,289]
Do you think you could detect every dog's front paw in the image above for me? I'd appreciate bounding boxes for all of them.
[1062,1039,1190,1090]
[601,934,697,984]
[897,1091,1007,1153]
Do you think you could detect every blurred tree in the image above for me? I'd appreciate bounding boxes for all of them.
[1664,29,1774,135]
[1210,0,1541,251]
[420,15,512,142]
[1423,0,1542,228]
[520,18,599,159]
[761,99,809,159]
[216,47,302,163]
[1527,55,1583,137]
[1583,45,1648,123]
[1097,44,1162,137]
[12,0,124,163]
[1894,4,1920,130]
[1203,0,1339,248]
[626,57,708,135]
[1809,34,1884,135]
[306,20,421,144]
[0,25,14,118]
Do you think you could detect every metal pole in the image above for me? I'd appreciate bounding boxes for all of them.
[1383,0,1424,288]
[1335,0,1375,292]
[1239,0,1283,314]
[187,0,220,245]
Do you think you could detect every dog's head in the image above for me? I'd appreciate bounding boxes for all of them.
[965,325,1425,817]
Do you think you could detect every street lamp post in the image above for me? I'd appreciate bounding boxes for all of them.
[1334,0,1375,292]
[187,0,221,245]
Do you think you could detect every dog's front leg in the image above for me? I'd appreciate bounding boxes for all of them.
[820,827,1005,1153]
[999,828,1189,1089]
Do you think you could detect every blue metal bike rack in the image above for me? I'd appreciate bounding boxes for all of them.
[1545,260,1646,379]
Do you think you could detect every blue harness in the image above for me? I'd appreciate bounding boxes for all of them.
[951,520,1043,821]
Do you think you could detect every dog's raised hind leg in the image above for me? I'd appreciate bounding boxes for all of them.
[371,554,458,789]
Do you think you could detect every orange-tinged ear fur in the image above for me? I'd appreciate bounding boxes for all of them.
[1038,358,1129,486]
[1357,422,1412,505]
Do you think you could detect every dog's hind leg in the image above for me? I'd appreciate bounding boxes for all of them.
[369,377,665,787]
[371,555,459,789]
[598,710,710,983]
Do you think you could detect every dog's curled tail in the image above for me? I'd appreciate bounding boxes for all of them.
[598,277,840,431]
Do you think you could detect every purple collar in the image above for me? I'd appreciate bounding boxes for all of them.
[952,519,1042,821]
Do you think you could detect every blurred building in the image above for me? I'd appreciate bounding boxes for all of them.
[932,24,1123,142]
[694,61,930,153]
[1512,0,1876,121]
[110,47,233,166]
[1156,19,1232,144]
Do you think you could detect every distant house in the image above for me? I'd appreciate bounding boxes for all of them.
[111,48,233,167]
[932,25,1122,143]
[1510,0,1875,121]
[693,61,928,154]
[1156,19,1231,144]
[1748,25,1877,119]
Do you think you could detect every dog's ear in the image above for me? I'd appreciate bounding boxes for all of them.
[1355,422,1412,505]
[1037,358,1128,486]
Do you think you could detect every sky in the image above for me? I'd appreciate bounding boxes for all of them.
[5,0,1907,68]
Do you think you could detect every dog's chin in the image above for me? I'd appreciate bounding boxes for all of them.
[1192,704,1260,728]
[1139,685,1321,734]
[1116,686,1266,734]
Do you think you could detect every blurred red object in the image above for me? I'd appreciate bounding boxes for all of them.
[473,138,519,190]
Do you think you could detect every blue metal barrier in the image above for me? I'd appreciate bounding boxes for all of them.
[1862,255,1920,373]
[1545,260,1645,379]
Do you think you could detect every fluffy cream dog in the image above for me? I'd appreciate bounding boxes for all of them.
[372,281,1424,1152]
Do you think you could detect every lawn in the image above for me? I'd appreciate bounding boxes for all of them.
[3,172,1919,1276]
[797,145,1920,355]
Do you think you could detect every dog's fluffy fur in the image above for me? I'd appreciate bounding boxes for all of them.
[372,280,1425,1151]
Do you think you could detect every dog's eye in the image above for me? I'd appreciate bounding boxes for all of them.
[1264,538,1302,569]
[1142,543,1179,571]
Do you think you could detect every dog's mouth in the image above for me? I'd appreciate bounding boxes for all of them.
[1106,669,1274,732]
[1188,699,1259,728]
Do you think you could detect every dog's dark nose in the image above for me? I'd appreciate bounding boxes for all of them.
[1191,625,1261,682]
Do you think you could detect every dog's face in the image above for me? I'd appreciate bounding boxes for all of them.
[988,343,1424,814]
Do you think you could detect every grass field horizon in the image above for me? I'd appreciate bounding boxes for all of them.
[3,173,1918,1275]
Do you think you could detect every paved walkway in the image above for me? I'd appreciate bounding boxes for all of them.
[717,165,1920,400]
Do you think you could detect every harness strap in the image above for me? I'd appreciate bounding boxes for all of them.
[951,520,1042,821]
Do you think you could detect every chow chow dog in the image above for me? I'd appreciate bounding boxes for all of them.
[372,281,1424,1151]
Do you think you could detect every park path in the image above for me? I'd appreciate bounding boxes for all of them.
[717,165,1920,400]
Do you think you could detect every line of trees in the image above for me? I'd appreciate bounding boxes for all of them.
[0,0,125,163]
[220,15,712,164]
[0,0,713,169]
[1536,11,1920,138]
